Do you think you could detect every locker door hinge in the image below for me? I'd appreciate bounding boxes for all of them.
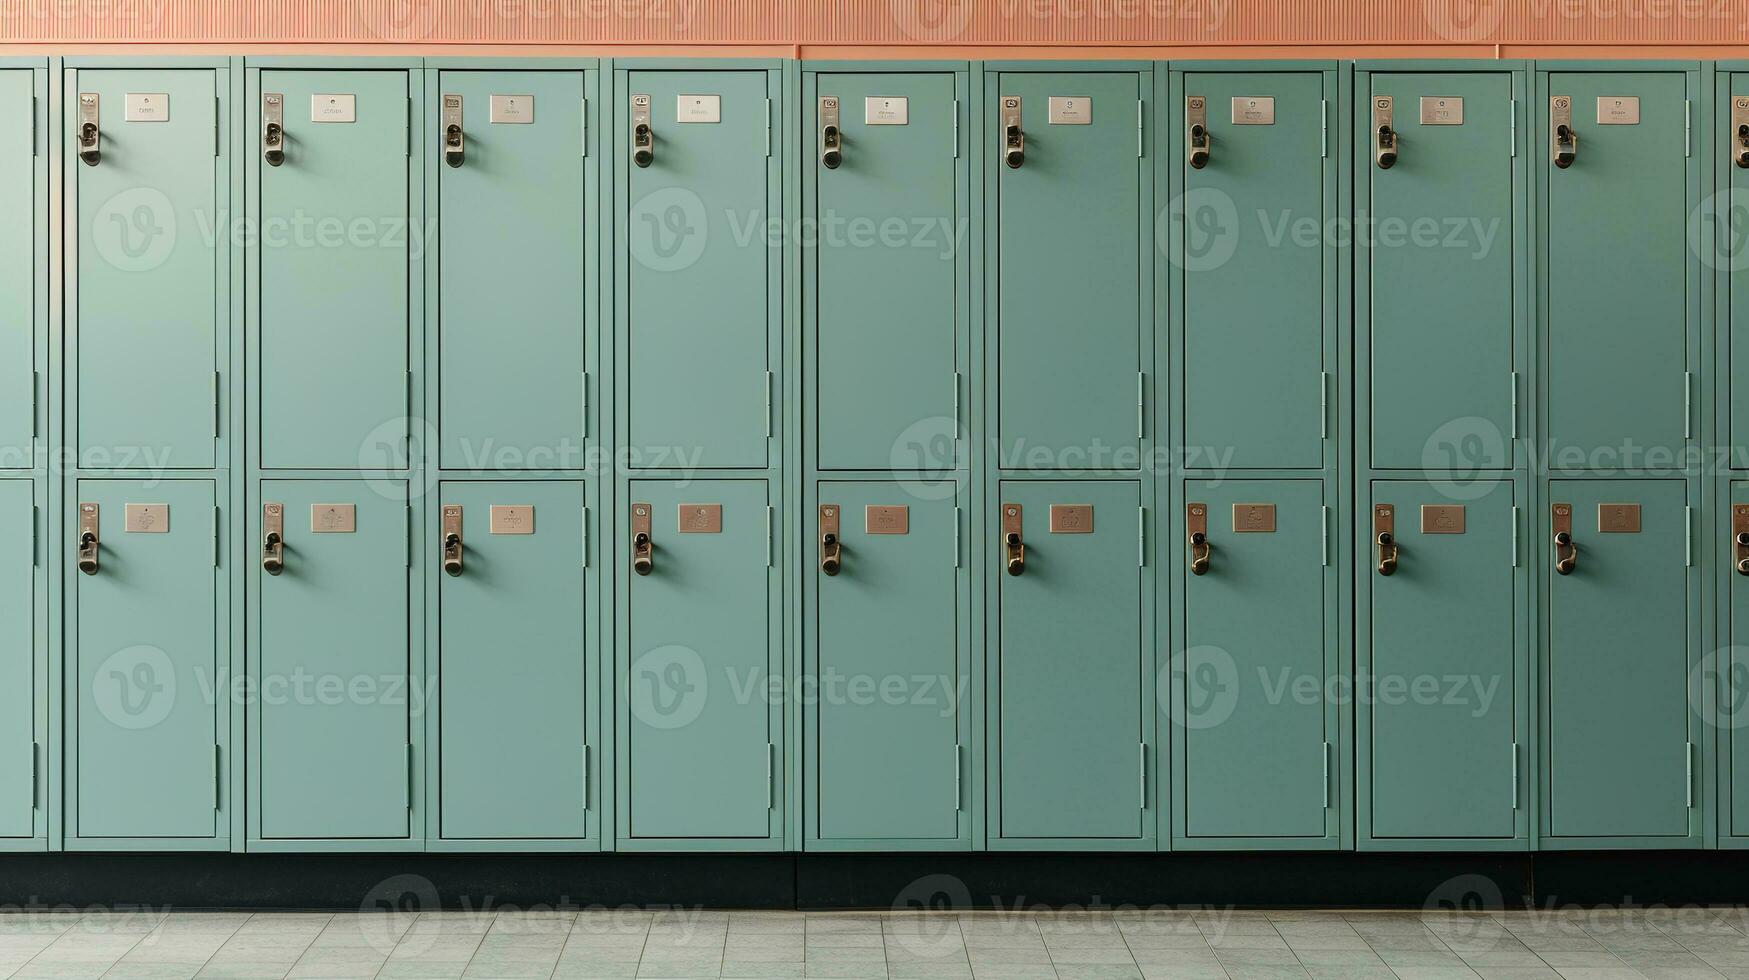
[1137,372,1146,439]
[1510,505,1520,567]
[1685,505,1694,567]
[213,95,220,156]
[30,742,38,809]
[952,99,960,157]
[766,742,775,808]
[954,744,962,811]
[581,505,590,567]
[765,505,774,567]
[1138,743,1146,809]
[581,371,590,439]
[212,744,222,810]
[1321,506,1330,566]
[1321,741,1331,808]
[1509,372,1519,439]
[952,371,962,443]
[582,744,591,810]
[31,95,37,156]
[405,504,413,568]
[1510,742,1520,809]
[1136,99,1144,157]
[212,505,220,567]
[581,97,588,157]
[764,371,773,438]
[1684,372,1693,439]
[1685,100,1692,157]
[30,369,38,439]
[1686,742,1695,807]
[405,744,415,810]
[1319,371,1329,439]
[1137,506,1146,567]
[764,98,772,157]
[31,504,37,567]
[405,97,412,157]
[212,370,221,438]
[1320,99,1328,157]
[953,506,962,568]
[1509,98,1517,157]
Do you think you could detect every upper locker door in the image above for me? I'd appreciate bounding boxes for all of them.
[1545,72,1691,467]
[437,72,587,472]
[995,72,1143,472]
[1366,72,1516,470]
[813,73,959,472]
[71,69,220,470]
[257,71,410,470]
[1732,78,1749,469]
[1180,71,1327,469]
[624,71,772,470]
[0,70,35,467]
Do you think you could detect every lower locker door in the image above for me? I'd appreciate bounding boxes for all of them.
[259,481,410,840]
[997,481,1143,840]
[1183,479,1328,840]
[627,480,774,839]
[1732,486,1749,837]
[815,484,960,842]
[0,482,30,838]
[1367,480,1516,840]
[74,479,217,839]
[438,481,588,840]
[1547,479,1691,840]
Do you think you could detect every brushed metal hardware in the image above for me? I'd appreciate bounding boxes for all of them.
[441,93,464,168]
[1373,96,1397,169]
[678,504,722,533]
[1374,504,1398,576]
[310,504,355,533]
[1422,504,1466,534]
[489,505,533,534]
[488,94,532,123]
[1596,96,1639,125]
[1231,96,1274,125]
[631,503,653,575]
[262,92,285,166]
[631,93,653,168]
[1597,503,1641,533]
[1186,96,1209,169]
[819,96,841,169]
[820,504,841,576]
[1001,503,1025,576]
[77,502,99,575]
[1047,96,1090,125]
[1419,96,1463,125]
[124,503,168,533]
[865,96,907,125]
[1233,504,1276,533]
[1734,98,1749,169]
[866,506,908,534]
[1001,96,1024,169]
[1551,96,1577,168]
[262,503,284,575]
[1734,505,1749,576]
[1049,505,1093,534]
[77,93,99,166]
[1552,503,1576,575]
[1187,503,1210,576]
[441,505,463,577]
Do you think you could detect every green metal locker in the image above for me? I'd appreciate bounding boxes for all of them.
[435,69,588,472]
[68,67,224,470]
[0,481,36,841]
[0,68,36,469]
[436,480,591,842]
[1726,486,1749,841]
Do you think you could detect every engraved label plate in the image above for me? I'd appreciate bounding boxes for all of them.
[866,505,910,534]
[489,505,535,534]
[1419,96,1464,125]
[865,96,909,125]
[1048,96,1092,124]
[310,503,357,532]
[311,94,356,123]
[1049,504,1094,533]
[1232,504,1277,533]
[1230,96,1275,125]
[124,93,169,122]
[1597,96,1640,125]
[676,94,721,123]
[1597,503,1642,533]
[678,503,722,533]
[489,94,534,123]
[1420,505,1466,534]
[124,503,169,533]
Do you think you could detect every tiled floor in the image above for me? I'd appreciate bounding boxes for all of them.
[2,908,1749,980]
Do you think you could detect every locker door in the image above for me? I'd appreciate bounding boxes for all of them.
[626,480,773,838]
[438,480,588,840]
[1366,480,1516,840]
[1367,72,1515,470]
[813,73,958,471]
[1731,75,1749,469]
[0,71,34,465]
[994,73,1143,470]
[258,481,409,839]
[71,70,219,469]
[73,479,216,839]
[997,481,1143,840]
[258,71,410,470]
[625,72,771,470]
[1546,73,1690,464]
[1183,480,1328,839]
[1730,488,1749,836]
[1547,479,1691,839]
[1181,71,1326,469]
[437,71,586,471]
[0,482,33,838]
[813,484,960,841]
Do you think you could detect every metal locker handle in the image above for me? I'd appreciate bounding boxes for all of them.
[819,96,842,169]
[1552,503,1576,576]
[1187,503,1210,576]
[441,505,463,577]
[1737,125,1749,169]
[1186,96,1210,169]
[1374,504,1397,576]
[1734,99,1749,169]
[1733,506,1749,575]
[1551,97,1577,169]
[262,503,285,576]
[442,94,464,169]
[631,503,653,576]
[1372,97,1397,170]
[262,92,286,167]
[1001,503,1024,576]
[819,505,841,576]
[77,93,99,166]
[76,503,99,575]
[1000,96,1024,169]
[631,94,654,168]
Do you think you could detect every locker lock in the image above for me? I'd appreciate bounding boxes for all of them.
[1373,504,1398,577]
[76,502,99,575]
[1001,503,1025,576]
[631,94,654,169]
[631,503,654,576]
[262,503,285,576]
[1186,97,1210,169]
[819,97,842,170]
[1000,96,1024,169]
[1733,506,1749,576]
[262,92,286,167]
[1187,503,1210,576]
[77,93,100,167]
[442,94,464,169]
[1552,504,1576,575]
[1550,97,1577,169]
[1732,99,1749,169]
[442,505,464,577]
[819,505,842,576]
[1372,97,1397,170]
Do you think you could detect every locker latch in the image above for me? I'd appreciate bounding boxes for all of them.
[262,502,285,576]
[631,94,654,169]
[1733,505,1749,575]
[1372,96,1397,170]
[1001,503,1025,576]
[820,504,842,576]
[1552,503,1577,575]
[1186,96,1210,169]
[77,502,99,575]
[1550,96,1577,169]
[262,92,286,167]
[77,93,100,166]
[819,96,842,170]
[631,502,654,575]
[1187,503,1210,576]
[1732,98,1749,169]
[1001,96,1024,169]
[442,505,463,577]
[1374,504,1398,577]
[442,93,464,169]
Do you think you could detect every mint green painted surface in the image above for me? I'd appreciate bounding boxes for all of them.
[1732,482,1749,837]
[1547,478,1690,838]
[627,479,772,839]
[997,480,1142,839]
[258,70,409,470]
[813,73,957,472]
[438,480,588,840]
[73,478,216,839]
[814,483,958,841]
[1368,480,1516,839]
[1546,73,1689,465]
[258,480,408,840]
[1181,71,1325,469]
[1367,72,1514,470]
[625,71,771,471]
[1731,74,1749,469]
[0,72,34,466]
[0,481,32,838]
[437,71,586,472]
[73,69,218,470]
[993,73,1141,470]
[1183,479,1326,839]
